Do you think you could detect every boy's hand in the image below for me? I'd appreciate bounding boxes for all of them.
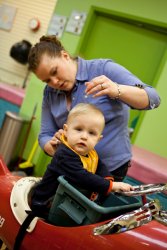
[112,182,134,192]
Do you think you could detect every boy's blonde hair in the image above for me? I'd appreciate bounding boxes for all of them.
[67,103,105,130]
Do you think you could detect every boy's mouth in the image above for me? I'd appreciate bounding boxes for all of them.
[77,142,86,147]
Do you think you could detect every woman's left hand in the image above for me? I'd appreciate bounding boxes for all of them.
[85,75,119,99]
[85,75,150,109]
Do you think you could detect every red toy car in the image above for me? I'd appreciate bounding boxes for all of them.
[0,156,167,250]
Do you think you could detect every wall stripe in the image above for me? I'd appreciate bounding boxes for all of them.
[0,0,57,87]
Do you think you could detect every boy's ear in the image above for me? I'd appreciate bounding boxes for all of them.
[63,124,68,135]
[98,134,103,142]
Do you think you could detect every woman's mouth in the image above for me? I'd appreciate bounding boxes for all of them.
[59,82,65,89]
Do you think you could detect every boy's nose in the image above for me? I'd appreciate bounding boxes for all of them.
[81,131,88,139]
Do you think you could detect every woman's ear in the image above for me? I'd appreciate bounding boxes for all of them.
[61,50,70,60]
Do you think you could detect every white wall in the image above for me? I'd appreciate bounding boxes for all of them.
[0,0,57,87]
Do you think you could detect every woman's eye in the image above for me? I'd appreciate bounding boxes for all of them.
[52,69,57,76]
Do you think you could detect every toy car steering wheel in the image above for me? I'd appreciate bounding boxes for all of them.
[118,183,167,196]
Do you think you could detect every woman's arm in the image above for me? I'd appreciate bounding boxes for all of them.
[85,75,160,109]
[38,88,60,156]
[85,61,160,110]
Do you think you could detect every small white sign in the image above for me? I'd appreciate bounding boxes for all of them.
[65,10,87,35]
[47,14,67,38]
[0,4,17,31]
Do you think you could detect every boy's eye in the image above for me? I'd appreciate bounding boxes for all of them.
[75,127,82,132]
[89,131,96,136]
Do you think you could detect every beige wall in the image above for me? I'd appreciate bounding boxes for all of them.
[0,0,57,87]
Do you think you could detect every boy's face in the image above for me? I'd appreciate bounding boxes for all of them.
[63,113,103,156]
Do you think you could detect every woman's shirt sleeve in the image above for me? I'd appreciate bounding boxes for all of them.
[103,60,161,109]
[38,86,59,149]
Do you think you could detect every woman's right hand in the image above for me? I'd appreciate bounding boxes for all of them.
[44,129,64,156]
[44,140,57,156]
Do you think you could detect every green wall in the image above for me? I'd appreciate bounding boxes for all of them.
[51,0,167,55]
[133,49,167,157]
[20,0,167,176]
[75,8,166,128]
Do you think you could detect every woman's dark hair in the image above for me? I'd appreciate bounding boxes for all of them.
[28,35,65,72]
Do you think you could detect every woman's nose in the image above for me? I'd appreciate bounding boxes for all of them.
[51,77,59,85]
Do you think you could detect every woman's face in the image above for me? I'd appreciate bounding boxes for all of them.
[35,51,77,91]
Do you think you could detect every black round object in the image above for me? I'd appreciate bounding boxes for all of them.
[10,40,32,64]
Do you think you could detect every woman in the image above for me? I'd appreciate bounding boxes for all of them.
[28,35,160,181]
